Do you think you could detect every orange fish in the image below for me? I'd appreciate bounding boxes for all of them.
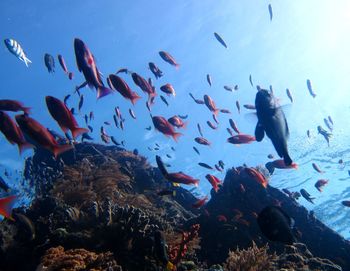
[46,96,89,139]
[166,172,199,186]
[227,134,255,145]
[195,137,211,146]
[244,167,268,188]
[152,116,182,142]
[0,99,30,114]
[270,159,298,169]
[204,95,219,115]
[159,51,179,69]
[131,72,156,102]
[0,195,17,221]
[229,119,240,134]
[205,174,222,192]
[160,83,176,97]
[315,179,328,192]
[0,111,32,154]
[15,114,73,158]
[109,74,141,105]
[168,116,187,129]
[192,196,208,208]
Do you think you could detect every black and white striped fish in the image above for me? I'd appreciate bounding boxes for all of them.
[4,39,32,67]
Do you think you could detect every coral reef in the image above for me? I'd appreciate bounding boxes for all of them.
[37,246,122,271]
[0,143,348,270]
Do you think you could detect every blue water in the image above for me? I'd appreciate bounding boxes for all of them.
[1,1,350,239]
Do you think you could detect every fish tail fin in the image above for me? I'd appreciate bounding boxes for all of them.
[182,121,188,129]
[18,142,33,155]
[175,63,180,70]
[131,93,141,105]
[283,153,293,166]
[52,144,73,158]
[214,109,219,116]
[23,56,32,67]
[71,127,89,140]
[97,86,114,99]
[172,132,182,142]
[193,180,199,187]
[0,195,17,221]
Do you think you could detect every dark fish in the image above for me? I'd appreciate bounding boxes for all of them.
[154,147,160,151]
[214,32,228,48]
[166,154,172,159]
[160,95,169,106]
[156,155,169,176]
[58,54,69,74]
[84,114,89,125]
[120,120,124,130]
[249,74,253,87]
[207,120,218,130]
[197,123,204,137]
[220,109,231,114]
[111,136,120,146]
[116,68,129,74]
[171,147,175,151]
[198,162,213,170]
[70,107,75,115]
[267,154,274,159]
[243,104,256,110]
[168,116,187,129]
[300,189,315,204]
[307,130,311,138]
[160,83,176,96]
[328,116,333,126]
[78,94,84,111]
[307,79,316,98]
[88,125,93,132]
[218,160,225,169]
[207,74,212,86]
[234,85,239,90]
[229,119,240,134]
[268,4,273,21]
[81,133,93,141]
[215,164,222,172]
[223,85,233,92]
[146,100,151,112]
[129,109,136,120]
[14,213,35,241]
[74,38,113,99]
[342,201,350,207]
[121,140,125,146]
[145,126,152,131]
[195,137,211,146]
[109,74,141,105]
[212,114,219,125]
[89,111,94,121]
[68,72,74,80]
[286,88,293,103]
[317,125,331,146]
[315,179,328,192]
[0,111,32,154]
[159,51,179,69]
[312,163,324,173]
[255,89,292,166]
[193,146,200,155]
[236,100,241,114]
[133,149,139,155]
[257,206,295,244]
[149,62,163,79]
[0,100,30,114]
[323,118,333,131]
[63,95,71,105]
[189,93,205,105]
[46,96,88,139]
[155,143,160,148]
[44,53,55,73]
[226,128,234,137]
[104,121,111,126]
[115,107,121,119]
[178,115,188,119]
[0,176,10,192]
[204,95,219,115]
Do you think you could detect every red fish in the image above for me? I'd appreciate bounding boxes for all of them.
[195,137,211,146]
[74,38,113,99]
[205,174,222,192]
[229,119,240,134]
[166,172,199,186]
[227,134,255,145]
[0,195,17,221]
[159,51,179,69]
[192,196,208,208]
[109,74,141,105]
[244,168,268,188]
[0,111,32,154]
[312,163,324,173]
[204,95,219,115]
[131,72,156,102]
[0,99,30,114]
[315,179,328,192]
[269,159,298,169]
[217,215,227,222]
[46,96,88,139]
[160,83,176,97]
[168,116,187,129]
[152,116,182,142]
[15,114,73,158]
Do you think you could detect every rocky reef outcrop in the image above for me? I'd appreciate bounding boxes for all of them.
[0,143,348,271]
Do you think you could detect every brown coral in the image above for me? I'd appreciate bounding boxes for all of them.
[224,242,277,271]
[38,246,122,271]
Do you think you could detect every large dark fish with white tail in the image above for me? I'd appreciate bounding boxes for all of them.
[4,39,32,67]
[255,89,293,166]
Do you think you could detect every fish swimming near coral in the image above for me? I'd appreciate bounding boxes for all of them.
[255,89,293,166]
[152,116,182,142]
[4,39,32,67]
[109,74,141,105]
[300,189,315,204]
[257,206,296,245]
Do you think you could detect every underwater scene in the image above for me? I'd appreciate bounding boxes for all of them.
[1,1,350,270]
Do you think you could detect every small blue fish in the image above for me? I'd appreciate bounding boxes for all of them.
[4,39,32,67]
[268,4,273,21]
